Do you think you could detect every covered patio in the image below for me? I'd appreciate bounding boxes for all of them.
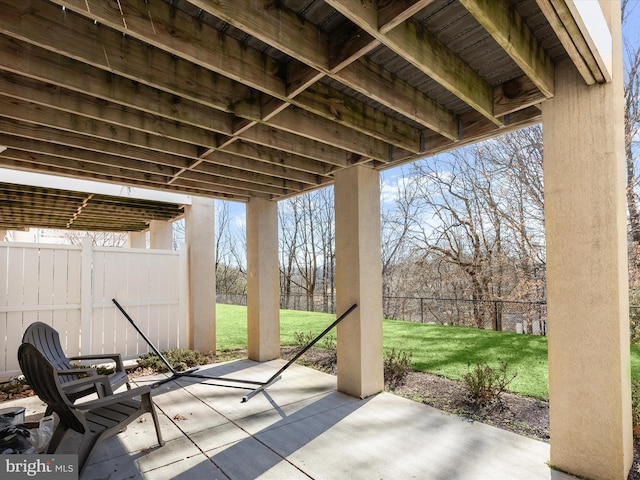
[0,0,631,478]
[8,359,577,479]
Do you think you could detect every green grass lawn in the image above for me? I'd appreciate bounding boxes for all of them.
[216,303,640,400]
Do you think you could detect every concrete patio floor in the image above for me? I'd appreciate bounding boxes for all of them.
[9,359,577,480]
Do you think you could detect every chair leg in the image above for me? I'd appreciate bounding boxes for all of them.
[143,393,164,446]
[46,424,68,454]
[77,433,98,476]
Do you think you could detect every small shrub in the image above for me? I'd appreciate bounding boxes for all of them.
[290,331,337,373]
[95,365,115,375]
[384,348,413,389]
[137,348,212,373]
[293,331,336,351]
[318,334,337,371]
[462,362,516,406]
[71,363,115,377]
[322,334,336,351]
[293,331,316,348]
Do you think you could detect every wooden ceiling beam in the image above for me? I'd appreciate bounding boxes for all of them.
[0,157,259,201]
[48,0,285,96]
[494,75,546,117]
[187,162,305,193]
[336,57,458,141]
[0,140,300,195]
[0,1,262,118]
[0,38,238,136]
[47,0,420,154]
[200,149,321,186]
[377,0,437,34]
[0,117,196,169]
[187,0,458,140]
[160,170,296,197]
[460,0,554,98]
[0,73,219,149]
[0,43,345,173]
[0,134,185,177]
[0,118,309,190]
[328,24,379,72]
[236,125,350,170]
[297,83,422,152]
[0,151,176,183]
[268,106,391,163]
[535,0,601,85]
[0,141,298,198]
[325,0,500,125]
[0,90,337,190]
[0,184,183,215]
[169,177,283,198]
[0,97,202,158]
[0,198,173,220]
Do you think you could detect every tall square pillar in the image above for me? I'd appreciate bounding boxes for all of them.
[127,231,146,248]
[184,196,216,353]
[542,3,631,477]
[149,220,173,250]
[334,165,383,398]
[246,197,280,361]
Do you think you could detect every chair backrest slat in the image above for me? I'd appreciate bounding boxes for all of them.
[18,343,85,433]
[22,322,76,381]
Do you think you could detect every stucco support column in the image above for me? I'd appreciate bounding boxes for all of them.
[542,3,631,478]
[246,197,280,361]
[127,231,146,248]
[149,220,173,249]
[334,165,383,398]
[184,196,216,353]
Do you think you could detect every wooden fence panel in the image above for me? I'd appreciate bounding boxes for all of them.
[0,241,184,377]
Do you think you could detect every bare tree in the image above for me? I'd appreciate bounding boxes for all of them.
[278,187,335,311]
[379,127,545,328]
[623,0,640,285]
[381,168,423,297]
[407,151,498,327]
[215,201,246,296]
[279,196,301,306]
[315,187,335,311]
[478,126,546,302]
[53,229,128,247]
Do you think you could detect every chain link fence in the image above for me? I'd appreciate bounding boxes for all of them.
[217,293,548,335]
[382,296,547,335]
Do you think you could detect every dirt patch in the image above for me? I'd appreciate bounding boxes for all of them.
[392,371,550,441]
[282,346,549,439]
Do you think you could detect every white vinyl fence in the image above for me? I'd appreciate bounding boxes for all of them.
[0,238,186,377]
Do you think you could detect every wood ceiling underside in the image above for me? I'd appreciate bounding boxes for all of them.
[0,182,183,231]
[0,0,603,212]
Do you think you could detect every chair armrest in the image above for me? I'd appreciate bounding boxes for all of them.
[68,353,125,372]
[73,385,152,411]
[54,372,114,396]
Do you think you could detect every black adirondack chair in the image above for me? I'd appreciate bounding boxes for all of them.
[22,322,130,408]
[18,342,164,474]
